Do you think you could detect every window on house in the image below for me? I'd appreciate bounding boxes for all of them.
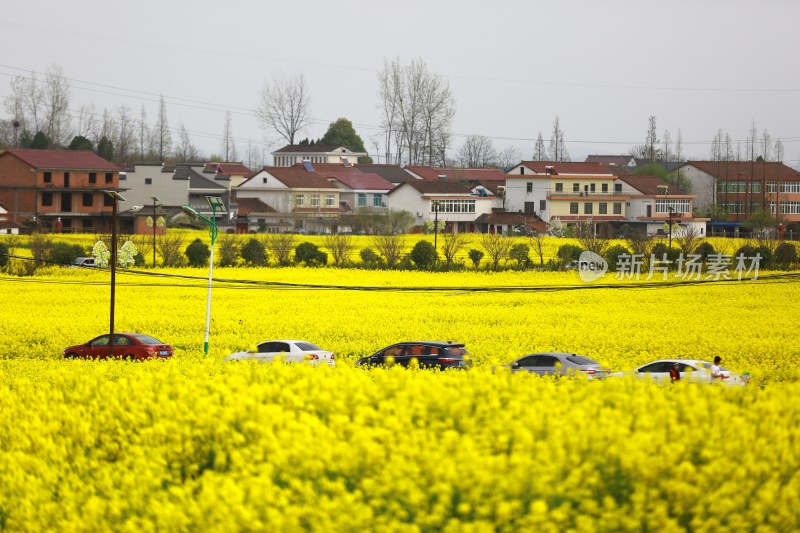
[526,182,533,193]
[263,177,268,184]
[570,202,578,214]
[105,173,113,183]
[82,193,93,207]
[590,183,596,193]
[573,183,580,193]
[584,202,593,214]
[555,182,563,192]
[599,203,608,214]
[613,202,622,215]
[614,183,622,193]
[104,195,114,207]
[357,193,367,207]
[325,194,335,207]
[310,194,320,207]
[539,199,546,211]
[89,173,97,184]
[602,183,608,193]
[373,194,383,207]
[44,172,52,183]
[42,192,53,206]
[295,194,305,207]
[64,172,70,185]
[145,178,152,185]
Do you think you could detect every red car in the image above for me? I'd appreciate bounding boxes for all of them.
[63,333,173,361]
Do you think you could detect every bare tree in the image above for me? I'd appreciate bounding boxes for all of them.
[323,233,355,267]
[377,58,403,164]
[575,219,608,255]
[674,129,683,162]
[174,124,198,162]
[220,110,238,162]
[496,145,520,170]
[74,104,98,141]
[373,234,405,268]
[530,232,547,265]
[157,232,186,267]
[457,135,497,168]
[533,133,547,161]
[761,130,772,161]
[256,72,311,145]
[113,104,135,161]
[156,94,172,161]
[548,116,570,162]
[663,129,672,163]
[5,71,44,137]
[217,233,241,267]
[42,64,72,147]
[440,232,469,266]
[480,233,513,271]
[419,68,456,166]
[138,105,148,160]
[774,139,784,162]
[675,224,703,256]
[264,233,295,266]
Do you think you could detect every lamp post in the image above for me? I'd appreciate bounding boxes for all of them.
[151,196,161,267]
[182,196,226,355]
[432,200,441,270]
[668,206,676,248]
[104,190,126,357]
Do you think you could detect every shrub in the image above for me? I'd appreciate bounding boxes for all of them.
[695,241,716,261]
[753,246,773,269]
[184,239,210,267]
[650,243,681,264]
[51,242,85,266]
[774,242,798,268]
[0,241,8,268]
[360,247,380,268]
[241,238,267,266]
[604,244,631,272]
[509,243,532,270]
[468,249,484,270]
[410,240,437,270]
[295,242,327,267]
[556,244,582,263]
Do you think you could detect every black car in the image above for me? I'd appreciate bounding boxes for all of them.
[355,341,472,370]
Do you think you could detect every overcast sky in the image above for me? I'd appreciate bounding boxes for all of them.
[2,0,799,167]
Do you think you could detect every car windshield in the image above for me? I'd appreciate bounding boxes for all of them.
[131,334,164,345]
[566,355,598,365]
[296,342,321,351]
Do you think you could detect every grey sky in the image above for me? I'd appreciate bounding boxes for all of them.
[2,0,799,166]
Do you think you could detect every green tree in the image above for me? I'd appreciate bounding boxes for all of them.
[241,238,267,266]
[31,131,49,149]
[509,243,531,269]
[51,242,85,266]
[468,249,484,270]
[319,118,373,163]
[0,242,8,268]
[68,136,94,151]
[184,239,210,267]
[295,242,327,267]
[410,240,437,270]
[96,136,114,162]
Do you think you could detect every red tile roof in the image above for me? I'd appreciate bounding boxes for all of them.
[325,172,395,191]
[5,149,117,170]
[262,167,338,189]
[405,166,507,181]
[236,197,277,215]
[513,161,614,176]
[618,175,687,195]
[390,180,473,195]
[585,155,636,166]
[680,161,800,180]
[207,162,252,175]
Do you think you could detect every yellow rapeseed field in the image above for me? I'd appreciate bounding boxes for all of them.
[0,263,798,531]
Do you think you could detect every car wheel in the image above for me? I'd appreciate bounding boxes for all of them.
[125,354,136,362]
[65,353,78,359]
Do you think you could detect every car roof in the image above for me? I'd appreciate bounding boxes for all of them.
[520,352,587,357]
[392,341,464,346]
[256,339,314,344]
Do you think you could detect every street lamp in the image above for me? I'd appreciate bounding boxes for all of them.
[151,196,161,267]
[668,206,676,248]
[182,196,226,355]
[432,200,441,270]
[104,190,126,357]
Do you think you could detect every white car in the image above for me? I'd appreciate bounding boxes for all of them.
[226,340,335,366]
[629,359,749,386]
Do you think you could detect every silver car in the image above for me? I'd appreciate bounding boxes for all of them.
[226,339,335,366]
[632,359,749,386]
[509,352,610,379]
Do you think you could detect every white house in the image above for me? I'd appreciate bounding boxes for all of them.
[615,175,707,236]
[272,145,367,167]
[387,180,494,233]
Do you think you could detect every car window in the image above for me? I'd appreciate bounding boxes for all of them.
[515,356,539,367]
[131,334,163,345]
[256,342,274,353]
[271,342,290,353]
[566,355,598,365]
[113,335,132,346]
[382,346,404,357]
[405,344,427,356]
[639,362,669,373]
[445,346,467,357]
[532,355,560,367]
[89,335,110,346]
[296,342,321,351]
